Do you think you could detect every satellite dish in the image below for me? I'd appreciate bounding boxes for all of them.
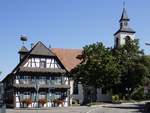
[20,35,28,45]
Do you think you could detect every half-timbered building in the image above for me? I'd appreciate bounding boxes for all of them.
[3,41,71,108]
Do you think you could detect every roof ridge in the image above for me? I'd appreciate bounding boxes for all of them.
[51,48,82,50]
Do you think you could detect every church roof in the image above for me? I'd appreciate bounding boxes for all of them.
[114,7,136,36]
[119,8,129,22]
[51,48,82,72]
[114,27,136,35]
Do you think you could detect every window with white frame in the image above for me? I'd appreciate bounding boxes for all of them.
[54,92,61,99]
[20,76,31,84]
[39,76,46,85]
[51,76,61,85]
[55,77,61,85]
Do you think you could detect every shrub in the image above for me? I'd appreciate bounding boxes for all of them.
[112,95,120,103]
[132,87,144,100]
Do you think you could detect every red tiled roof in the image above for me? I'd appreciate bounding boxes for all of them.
[51,48,82,72]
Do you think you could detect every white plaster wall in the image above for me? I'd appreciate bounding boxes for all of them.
[16,96,19,102]
[15,93,19,102]
[16,102,20,108]
[96,88,101,101]
[47,102,52,107]
[46,63,50,68]
[15,93,20,107]
[69,80,74,105]
[96,88,112,102]
[73,83,84,104]
[31,102,35,108]
[115,33,135,47]
[64,77,69,85]
[24,62,28,67]
[16,79,19,84]
[23,58,60,68]
[64,97,68,107]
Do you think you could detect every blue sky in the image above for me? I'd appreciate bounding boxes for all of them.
[0,0,150,80]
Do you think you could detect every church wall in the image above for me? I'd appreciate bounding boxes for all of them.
[96,88,112,102]
[115,33,135,47]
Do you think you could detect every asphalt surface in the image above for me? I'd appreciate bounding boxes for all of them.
[5,103,145,113]
[88,103,144,113]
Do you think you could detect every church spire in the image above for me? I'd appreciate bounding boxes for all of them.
[119,2,129,22]
[114,3,136,48]
[119,7,129,22]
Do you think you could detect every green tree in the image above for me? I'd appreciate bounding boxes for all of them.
[73,39,150,100]
[140,56,150,81]
[73,42,121,92]
[113,39,150,98]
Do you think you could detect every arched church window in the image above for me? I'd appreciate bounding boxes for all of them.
[125,36,131,43]
[116,37,119,47]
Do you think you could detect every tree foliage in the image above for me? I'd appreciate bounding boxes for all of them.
[73,39,150,99]
[113,39,150,97]
[74,42,121,91]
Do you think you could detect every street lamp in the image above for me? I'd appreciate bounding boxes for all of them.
[125,87,131,100]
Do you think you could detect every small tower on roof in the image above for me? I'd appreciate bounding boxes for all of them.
[114,3,136,48]
[18,35,28,61]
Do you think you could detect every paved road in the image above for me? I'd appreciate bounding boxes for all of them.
[88,103,144,113]
[6,103,144,113]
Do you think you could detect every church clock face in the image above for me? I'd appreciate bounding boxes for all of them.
[124,22,128,26]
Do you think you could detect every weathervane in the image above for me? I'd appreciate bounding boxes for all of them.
[123,1,125,8]
[20,35,28,45]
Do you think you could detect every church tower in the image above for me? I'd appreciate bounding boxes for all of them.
[114,7,136,48]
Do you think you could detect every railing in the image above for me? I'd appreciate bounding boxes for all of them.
[18,80,66,85]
